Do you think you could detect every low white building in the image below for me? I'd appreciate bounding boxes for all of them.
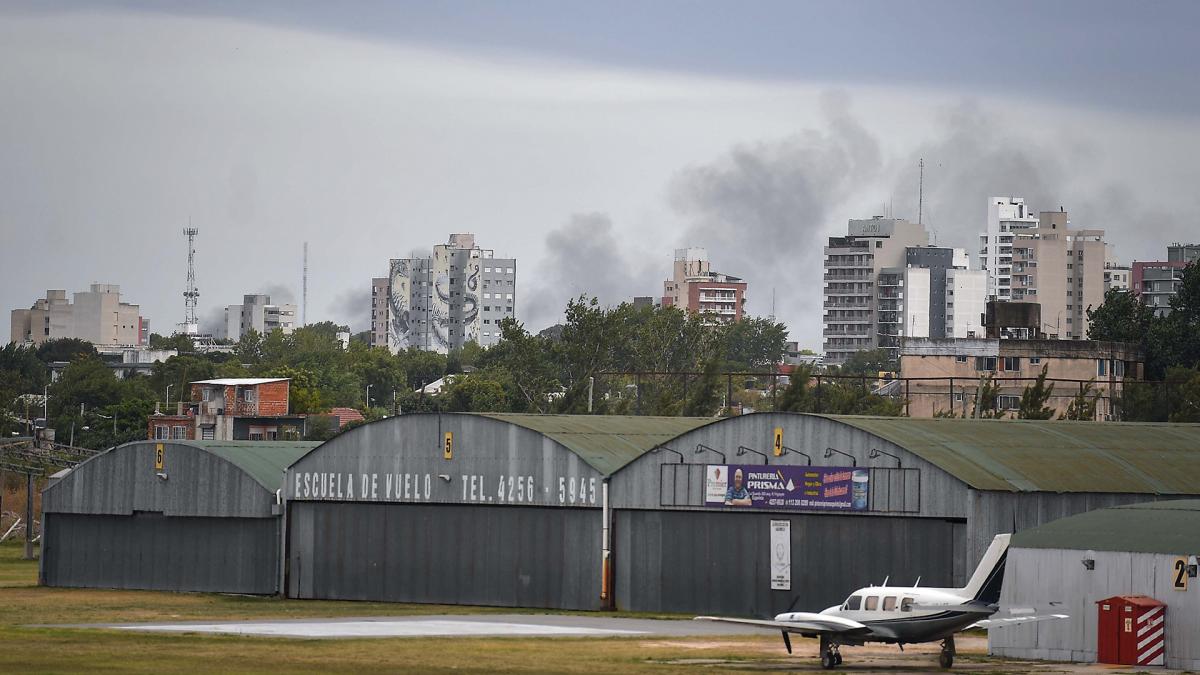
[992,500,1200,669]
[221,294,297,341]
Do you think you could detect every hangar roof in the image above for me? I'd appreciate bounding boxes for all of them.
[823,416,1200,494]
[188,441,318,490]
[1012,500,1200,554]
[477,413,715,476]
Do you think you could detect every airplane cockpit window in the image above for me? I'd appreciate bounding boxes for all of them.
[864,596,879,611]
[901,597,914,612]
[844,595,862,610]
[882,596,897,611]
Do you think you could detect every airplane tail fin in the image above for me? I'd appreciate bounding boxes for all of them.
[961,534,1010,605]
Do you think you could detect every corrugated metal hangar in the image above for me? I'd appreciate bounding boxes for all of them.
[41,440,316,594]
[284,413,710,609]
[608,415,1200,616]
[39,413,1200,621]
[993,500,1200,669]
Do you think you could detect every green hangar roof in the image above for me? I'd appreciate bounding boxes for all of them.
[1012,500,1200,554]
[821,416,1200,494]
[186,440,319,491]
[477,413,716,476]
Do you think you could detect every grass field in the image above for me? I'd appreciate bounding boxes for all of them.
[0,542,796,674]
[1,542,1104,674]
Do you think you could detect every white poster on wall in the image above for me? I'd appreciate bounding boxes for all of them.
[705,465,729,503]
[770,519,791,591]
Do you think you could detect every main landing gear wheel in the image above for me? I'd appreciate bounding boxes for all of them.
[819,635,841,670]
[939,636,956,669]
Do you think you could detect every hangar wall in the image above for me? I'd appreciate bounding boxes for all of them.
[965,491,1181,571]
[609,412,977,615]
[41,440,311,595]
[43,512,279,593]
[288,502,600,609]
[284,414,616,610]
[614,509,961,615]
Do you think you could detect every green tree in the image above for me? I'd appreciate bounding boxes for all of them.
[837,348,896,376]
[1017,364,1055,419]
[1060,380,1101,421]
[35,338,95,364]
[681,358,724,417]
[441,374,508,412]
[1086,288,1155,344]
[147,333,195,352]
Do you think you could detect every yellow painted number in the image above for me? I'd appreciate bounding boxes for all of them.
[443,431,453,460]
[154,443,164,470]
[1173,557,1188,591]
[773,427,783,457]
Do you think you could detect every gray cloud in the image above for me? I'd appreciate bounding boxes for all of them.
[888,103,1193,264]
[523,212,660,329]
[668,92,882,325]
[259,283,296,305]
[328,286,371,333]
[198,305,227,336]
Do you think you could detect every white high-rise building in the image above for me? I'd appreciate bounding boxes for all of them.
[979,197,1039,301]
[371,234,516,353]
[221,294,297,341]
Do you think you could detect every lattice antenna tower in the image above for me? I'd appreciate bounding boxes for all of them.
[182,226,200,333]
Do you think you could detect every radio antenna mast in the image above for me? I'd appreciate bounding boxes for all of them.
[917,158,925,225]
[181,225,199,335]
[302,241,309,326]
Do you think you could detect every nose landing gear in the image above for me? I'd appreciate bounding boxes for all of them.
[819,635,843,670]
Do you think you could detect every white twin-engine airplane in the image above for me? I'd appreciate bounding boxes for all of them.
[697,534,1067,669]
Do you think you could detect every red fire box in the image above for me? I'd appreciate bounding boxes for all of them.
[1097,595,1165,667]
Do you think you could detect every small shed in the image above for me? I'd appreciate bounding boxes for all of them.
[40,440,317,595]
[993,500,1200,669]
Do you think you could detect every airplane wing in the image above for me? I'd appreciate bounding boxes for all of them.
[695,612,871,636]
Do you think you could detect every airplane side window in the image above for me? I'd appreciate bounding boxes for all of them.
[845,595,862,610]
[864,596,878,611]
[901,597,914,612]
[883,596,897,611]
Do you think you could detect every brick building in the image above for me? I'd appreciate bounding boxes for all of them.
[147,377,305,441]
[661,248,747,324]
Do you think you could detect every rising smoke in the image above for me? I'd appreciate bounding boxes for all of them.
[522,212,660,329]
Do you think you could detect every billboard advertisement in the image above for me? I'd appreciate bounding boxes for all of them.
[705,464,869,511]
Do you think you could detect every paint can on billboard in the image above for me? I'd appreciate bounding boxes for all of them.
[851,470,869,510]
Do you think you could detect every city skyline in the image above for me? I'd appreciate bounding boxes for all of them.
[2,2,1199,348]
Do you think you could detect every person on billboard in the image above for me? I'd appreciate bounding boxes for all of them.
[724,468,752,506]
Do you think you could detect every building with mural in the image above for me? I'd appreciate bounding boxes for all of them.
[370,234,516,353]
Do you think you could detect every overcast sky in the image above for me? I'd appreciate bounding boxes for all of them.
[2,1,1198,348]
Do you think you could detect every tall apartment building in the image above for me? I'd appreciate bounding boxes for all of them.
[370,233,516,353]
[978,197,1039,301]
[660,248,746,324]
[220,294,297,341]
[876,247,986,363]
[10,284,146,347]
[1132,243,1200,316]
[979,200,1111,339]
[1007,210,1108,339]
[823,217,931,365]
